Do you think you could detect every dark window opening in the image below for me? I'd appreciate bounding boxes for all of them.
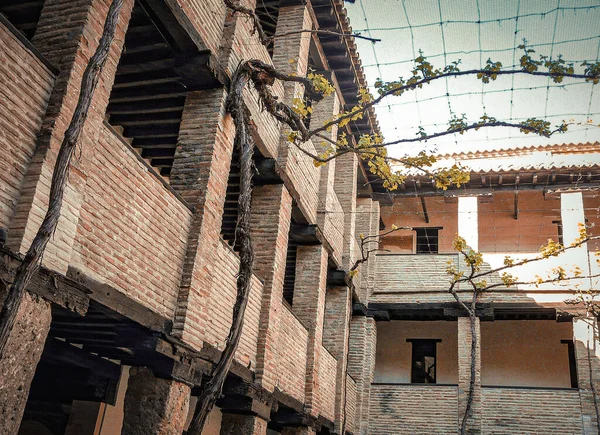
[553,220,564,245]
[282,234,298,307]
[561,339,579,388]
[407,339,440,383]
[0,1,45,41]
[255,0,280,58]
[106,2,187,181]
[415,227,440,254]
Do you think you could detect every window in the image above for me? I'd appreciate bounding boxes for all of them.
[407,339,440,383]
[415,228,439,254]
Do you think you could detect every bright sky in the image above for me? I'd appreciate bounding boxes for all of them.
[344,0,600,158]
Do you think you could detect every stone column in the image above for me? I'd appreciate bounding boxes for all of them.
[7,0,133,274]
[323,286,352,433]
[458,317,482,435]
[573,316,600,434]
[220,413,268,435]
[170,88,235,349]
[250,184,293,392]
[0,292,52,434]
[122,367,191,435]
[347,316,377,435]
[293,245,329,416]
[282,426,317,435]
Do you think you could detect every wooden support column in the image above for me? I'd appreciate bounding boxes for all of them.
[0,292,52,434]
[458,317,482,435]
[323,286,352,433]
[250,184,293,391]
[293,245,329,416]
[347,316,376,435]
[122,367,191,435]
[170,88,235,349]
[7,0,133,274]
[573,316,600,434]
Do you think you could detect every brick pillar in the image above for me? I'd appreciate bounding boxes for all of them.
[355,198,378,303]
[250,184,293,391]
[347,316,376,435]
[7,0,133,274]
[323,286,352,433]
[0,292,52,434]
[313,92,343,266]
[334,153,359,271]
[293,245,328,415]
[220,413,268,435]
[170,88,235,349]
[458,317,482,435]
[573,316,600,434]
[272,4,312,105]
[122,367,191,435]
[282,426,317,435]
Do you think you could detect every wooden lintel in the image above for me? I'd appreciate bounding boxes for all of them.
[289,224,321,245]
[0,246,89,315]
[419,196,430,223]
[67,266,172,332]
[327,269,349,287]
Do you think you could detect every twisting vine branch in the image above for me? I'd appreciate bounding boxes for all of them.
[0,0,124,357]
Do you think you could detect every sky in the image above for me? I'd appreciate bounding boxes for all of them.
[344,0,600,158]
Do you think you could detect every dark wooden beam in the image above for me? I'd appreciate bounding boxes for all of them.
[513,191,519,220]
[419,196,430,223]
[67,266,172,332]
[0,246,89,315]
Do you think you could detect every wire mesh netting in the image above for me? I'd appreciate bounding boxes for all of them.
[344,0,600,157]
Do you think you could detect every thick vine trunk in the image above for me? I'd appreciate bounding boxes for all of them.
[460,311,477,435]
[0,0,124,357]
[187,63,255,434]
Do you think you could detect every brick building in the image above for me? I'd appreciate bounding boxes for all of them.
[0,0,380,434]
[0,1,599,435]
[363,144,600,434]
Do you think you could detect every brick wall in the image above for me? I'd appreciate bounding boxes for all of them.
[345,375,357,434]
[369,385,458,435]
[316,346,337,422]
[172,0,226,54]
[348,316,377,435]
[479,191,562,253]
[71,125,192,318]
[319,190,344,267]
[276,306,309,403]
[380,196,458,254]
[0,24,55,229]
[482,387,583,434]
[204,240,263,369]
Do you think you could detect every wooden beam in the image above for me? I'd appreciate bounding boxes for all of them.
[0,246,89,315]
[419,196,430,223]
[513,191,519,220]
[66,266,171,332]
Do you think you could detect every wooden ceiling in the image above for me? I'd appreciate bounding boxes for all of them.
[0,0,44,40]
